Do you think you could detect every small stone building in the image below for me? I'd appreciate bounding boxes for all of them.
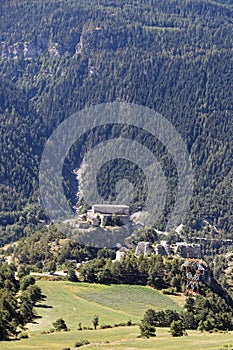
[115,250,127,261]
[175,242,201,258]
[87,204,130,226]
[135,241,153,257]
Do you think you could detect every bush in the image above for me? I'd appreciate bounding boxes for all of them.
[19,332,29,339]
[161,288,178,295]
[170,320,185,337]
[139,322,156,338]
[53,318,68,332]
[74,340,90,347]
[100,325,112,329]
[67,269,78,282]
[114,322,127,327]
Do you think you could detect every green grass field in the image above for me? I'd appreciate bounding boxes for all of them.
[1,281,233,350]
[28,281,183,331]
[2,327,233,350]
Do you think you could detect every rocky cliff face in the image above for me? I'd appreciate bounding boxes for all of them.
[202,268,233,305]
[1,42,41,59]
[1,40,77,59]
[0,25,108,60]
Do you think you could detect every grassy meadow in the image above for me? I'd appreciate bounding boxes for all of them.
[1,326,233,350]
[29,281,184,331]
[1,281,233,350]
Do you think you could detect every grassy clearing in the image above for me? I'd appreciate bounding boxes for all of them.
[1,327,233,350]
[28,281,183,332]
[143,25,181,31]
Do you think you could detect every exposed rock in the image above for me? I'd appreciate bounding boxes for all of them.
[0,40,70,59]
[1,41,41,59]
[48,43,60,56]
[0,24,103,60]
[75,26,103,54]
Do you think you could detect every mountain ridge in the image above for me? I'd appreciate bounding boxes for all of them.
[0,0,232,243]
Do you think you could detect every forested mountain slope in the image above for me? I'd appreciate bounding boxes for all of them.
[0,0,232,243]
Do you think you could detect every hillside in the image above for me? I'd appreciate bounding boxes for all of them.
[28,281,183,331]
[1,281,233,350]
[0,0,232,243]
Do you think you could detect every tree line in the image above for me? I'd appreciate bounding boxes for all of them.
[0,262,43,340]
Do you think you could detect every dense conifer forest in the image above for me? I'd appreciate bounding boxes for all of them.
[0,0,232,243]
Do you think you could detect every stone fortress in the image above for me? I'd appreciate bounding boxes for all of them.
[87,204,130,227]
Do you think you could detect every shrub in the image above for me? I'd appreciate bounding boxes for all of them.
[100,325,112,329]
[67,268,78,282]
[74,340,90,347]
[114,322,127,327]
[19,332,29,339]
[139,322,156,338]
[53,318,68,332]
[161,288,177,295]
[170,320,185,337]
